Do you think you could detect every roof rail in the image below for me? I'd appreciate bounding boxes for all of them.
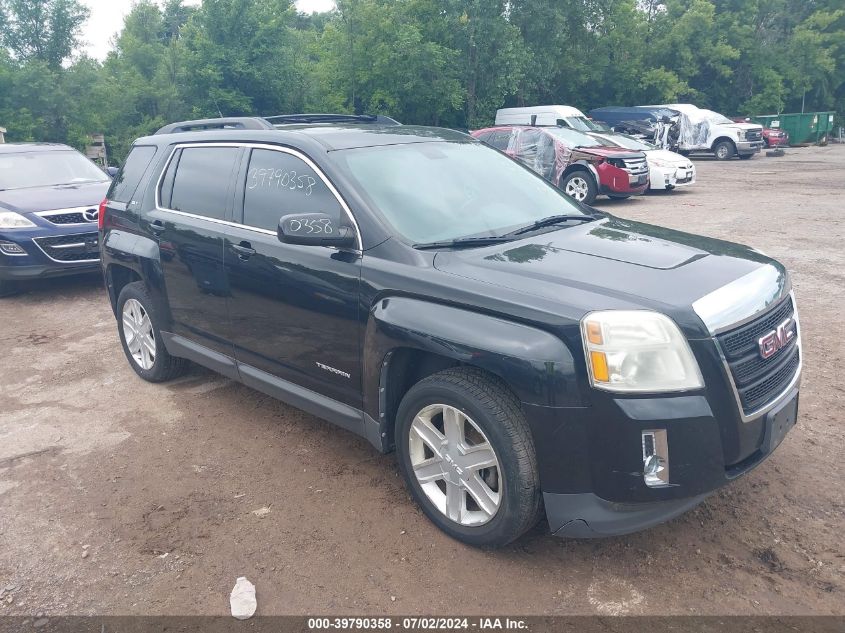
[265,113,401,126]
[154,117,275,135]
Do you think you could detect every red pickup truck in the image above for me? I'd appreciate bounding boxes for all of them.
[732,117,790,147]
[472,125,649,204]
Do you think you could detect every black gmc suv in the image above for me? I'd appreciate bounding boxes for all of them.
[100,115,801,546]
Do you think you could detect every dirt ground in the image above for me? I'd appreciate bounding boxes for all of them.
[1,145,843,617]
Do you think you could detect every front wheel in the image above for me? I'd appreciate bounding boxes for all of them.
[117,281,189,382]
[561,171,598,205]
[395,367,542,547]
[713,140,736,160]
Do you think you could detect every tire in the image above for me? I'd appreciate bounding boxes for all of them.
[395,367,542,547]
[738,153,754,160]
[561,171,598,205]
[607,194,631,200]
[117,281,189,382]
[0,279,19,298]
[713,140,736,160]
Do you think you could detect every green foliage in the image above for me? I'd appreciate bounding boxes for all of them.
[0,0,842,162]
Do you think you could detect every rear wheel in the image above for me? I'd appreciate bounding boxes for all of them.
[395,367,542,547]
[561,171,598,205]
[117,281,189,382]
[713,140,736,160]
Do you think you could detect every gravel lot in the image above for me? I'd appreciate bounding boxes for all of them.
[1,145,843,617]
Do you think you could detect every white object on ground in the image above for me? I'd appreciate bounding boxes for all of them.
[230,576,257,620]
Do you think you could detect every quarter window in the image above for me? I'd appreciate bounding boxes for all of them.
[169,146,240,220]
[110,145,157,203]
[242,149,343,232]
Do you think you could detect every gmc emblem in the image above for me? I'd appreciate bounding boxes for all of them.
[758,318,795,360]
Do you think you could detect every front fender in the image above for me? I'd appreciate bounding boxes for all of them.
[363,296,582,421]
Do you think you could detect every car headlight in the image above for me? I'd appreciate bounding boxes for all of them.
[0,211,36,229]
[581,310,704,393]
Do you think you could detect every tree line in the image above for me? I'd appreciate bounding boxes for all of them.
[1,0,843,163]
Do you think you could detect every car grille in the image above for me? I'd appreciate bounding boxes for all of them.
[32,232,100,263]
[621,157,649,176]
[716,296,799,415]
[745,129,763,142]
[36,207,98,225]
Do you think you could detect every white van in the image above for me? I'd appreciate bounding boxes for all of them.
[495,105,603,132]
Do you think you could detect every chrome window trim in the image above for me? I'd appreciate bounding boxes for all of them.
[35,206,99,226]
[692,264,791,336]
[32,234,100,264]
[153,142,362,250]
[713,291,801,423]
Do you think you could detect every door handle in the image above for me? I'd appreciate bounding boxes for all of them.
[231,241,256,260]
[149,220,166,235]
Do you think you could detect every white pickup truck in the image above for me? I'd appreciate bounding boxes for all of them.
[649,104,764,160]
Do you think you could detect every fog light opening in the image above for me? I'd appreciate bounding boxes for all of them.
[642,430,670,488]
[0,241,26,256]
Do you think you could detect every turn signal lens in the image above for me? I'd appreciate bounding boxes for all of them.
[586,321,603,345]
[590,351,609,382]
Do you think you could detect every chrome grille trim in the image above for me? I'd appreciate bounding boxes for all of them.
[32,232,100,263]
[35,206,99,226]
[713,291,802,422]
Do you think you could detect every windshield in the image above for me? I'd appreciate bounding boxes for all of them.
[700,110,734,125]
[334,142,585,244]
[596,133,654,151]
[543,127,611,148]
[0,150,109,190]
[561,116,606,132]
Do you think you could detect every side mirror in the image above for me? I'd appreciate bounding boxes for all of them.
[106,166,119,178]
[278,213,356,248]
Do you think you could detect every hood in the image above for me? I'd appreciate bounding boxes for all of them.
[726,122,763,132]
[575,146,643,160]
[0,180,110,215]
[433,216,784,338]
[645,149,691,165]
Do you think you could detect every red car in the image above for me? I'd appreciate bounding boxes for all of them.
[732,117,790,147]
[472,125,649,204]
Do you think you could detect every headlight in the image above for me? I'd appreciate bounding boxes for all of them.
[0,211,36,229]
[737,130,746,140]
[581,310,703,393]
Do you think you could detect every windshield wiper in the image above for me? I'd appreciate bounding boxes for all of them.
[413,236,515,250]
[502,214,596,238]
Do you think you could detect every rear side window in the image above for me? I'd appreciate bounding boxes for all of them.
[242,148,343,232]
[109,145,157,203]
[486,130,512,151]
[169,147,240,220]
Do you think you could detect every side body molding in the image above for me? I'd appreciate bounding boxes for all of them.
[363,296,582,438]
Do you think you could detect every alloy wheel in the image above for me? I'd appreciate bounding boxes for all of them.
[408,404,502,526]
[565,176,589,201]
[122,298,156,371]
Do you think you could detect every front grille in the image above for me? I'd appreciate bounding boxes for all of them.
[745,129,763,142]
[33,232,100,263]
[43,212,89,225]
[622,157,649,175]
[716,296,799,415]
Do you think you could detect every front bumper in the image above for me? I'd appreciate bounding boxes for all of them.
[649,164,696,190]
[0,225,100,281]
[736,140,764,155]
[526,380,799,538]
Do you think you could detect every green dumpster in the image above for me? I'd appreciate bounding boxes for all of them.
[750,111,836,144]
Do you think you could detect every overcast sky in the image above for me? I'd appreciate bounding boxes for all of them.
[80,0,336,60]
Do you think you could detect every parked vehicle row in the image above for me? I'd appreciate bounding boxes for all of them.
[472,105,695,204]
[91,114,800,547]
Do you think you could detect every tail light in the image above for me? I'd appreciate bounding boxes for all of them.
[98,199,107,231]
